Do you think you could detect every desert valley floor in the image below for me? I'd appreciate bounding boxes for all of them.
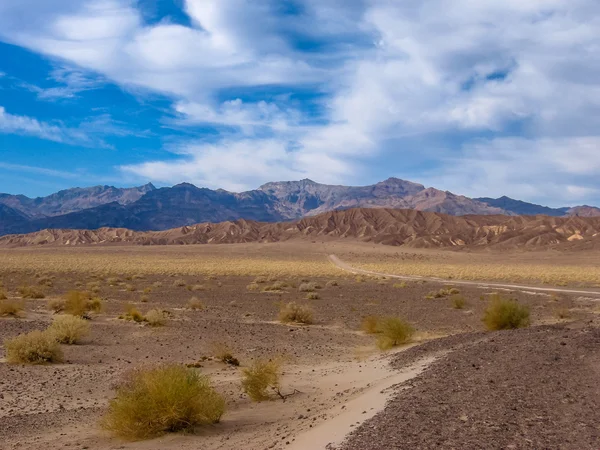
[1,241,600,449]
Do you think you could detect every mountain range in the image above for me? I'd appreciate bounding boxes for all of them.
[2,208,599,251]
[0,178,599,237]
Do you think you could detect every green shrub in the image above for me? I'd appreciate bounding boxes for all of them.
[278,302,313,324]
[48,314,90,344]
[102,365,225,440]
[483,296,530,330]
[376,317,415,350]
[4,330,63,364]
[241,359,281,402]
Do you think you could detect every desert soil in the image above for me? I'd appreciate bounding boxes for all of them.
[1,243,600,449]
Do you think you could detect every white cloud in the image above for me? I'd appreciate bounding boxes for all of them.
[1,0,600,203]
[419,137,600,207]
[0,105,74,143]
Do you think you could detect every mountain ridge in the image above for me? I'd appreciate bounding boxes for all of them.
[0,178,599,237]
[2,207,600,251]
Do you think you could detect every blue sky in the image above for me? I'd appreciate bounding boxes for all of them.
[1,0,599,207]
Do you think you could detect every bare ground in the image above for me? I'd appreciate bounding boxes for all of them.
[1,244,600,449]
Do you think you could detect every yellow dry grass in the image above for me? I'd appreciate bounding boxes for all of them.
[356,261,600,286]
[0,248,343,278]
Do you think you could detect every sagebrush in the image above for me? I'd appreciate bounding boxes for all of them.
[4,330,63,364]
[241,359,281,402]
[101,365,225,440]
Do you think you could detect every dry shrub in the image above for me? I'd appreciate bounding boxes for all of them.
[326,280,339,287]
[152,281,163,288]
[64,291,101,317]
[0,298,24,317]
[254,276,268,284]
[555,308,571,319]
[298,282,316,292]
[173,279,186,287]
[246,283,260,291]
[376,317,415,350]
[48,314,90,344]
[107,277,121,286]
[187,297,204,310]
[4,330,63,364]
[263,281,288,292]
[102,365,225,440]
[211,343,240,366]
[393,282,407,288]
[361,316,380,334]
[48,297,66,313]
[87,281,101,293]
[38,276,53,287]
[145,309,167,327]
[278,302,313,324]
[125,284,136,292]
[355,275,366,283]
[140,295,149,303]
[143,287,152,294]
[452,295,467,309]
[18,286,45,299]
[482,295,530,330]
[241,359,281,402]
[120,304,145,323]
[189,284,206,292]
[0,289,7,300]
[306,293,320,300]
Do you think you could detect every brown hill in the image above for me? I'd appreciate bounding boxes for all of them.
[2,208,600,250]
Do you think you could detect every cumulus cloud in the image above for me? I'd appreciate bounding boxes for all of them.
[1,0,600,202]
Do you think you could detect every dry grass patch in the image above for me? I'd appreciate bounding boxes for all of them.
[173,279,186,287]
[0,299,25,317]
[0,288,6,300]
[48,297,66,313]
[187,297,204,310]
[361,315,380,334]
[48,314,90,344]
[393,282,408,288]
[102,365,225,440]
[298,282,317,292]
[211,343,240,366]
[120,304,145,323]
[376,317,415,350]
[64,290,102,317]
[278,302,313,324]
[18,285,45,299]
[306,292,320,300]
[145,309,167,327]
[241,359,281,402]
[452,295,467,309]
[483,295,530,330]
[4,330,63,364]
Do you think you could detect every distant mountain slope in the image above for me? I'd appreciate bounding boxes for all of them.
[0,183,156,218]
[260,178,505,217]
[2,208,600,251]
[1,178,599,237]
[0,204,31,236]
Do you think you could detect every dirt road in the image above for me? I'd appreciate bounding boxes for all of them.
[328,254,600,297]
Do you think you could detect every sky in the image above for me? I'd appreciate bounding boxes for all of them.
[0,0,599,207]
